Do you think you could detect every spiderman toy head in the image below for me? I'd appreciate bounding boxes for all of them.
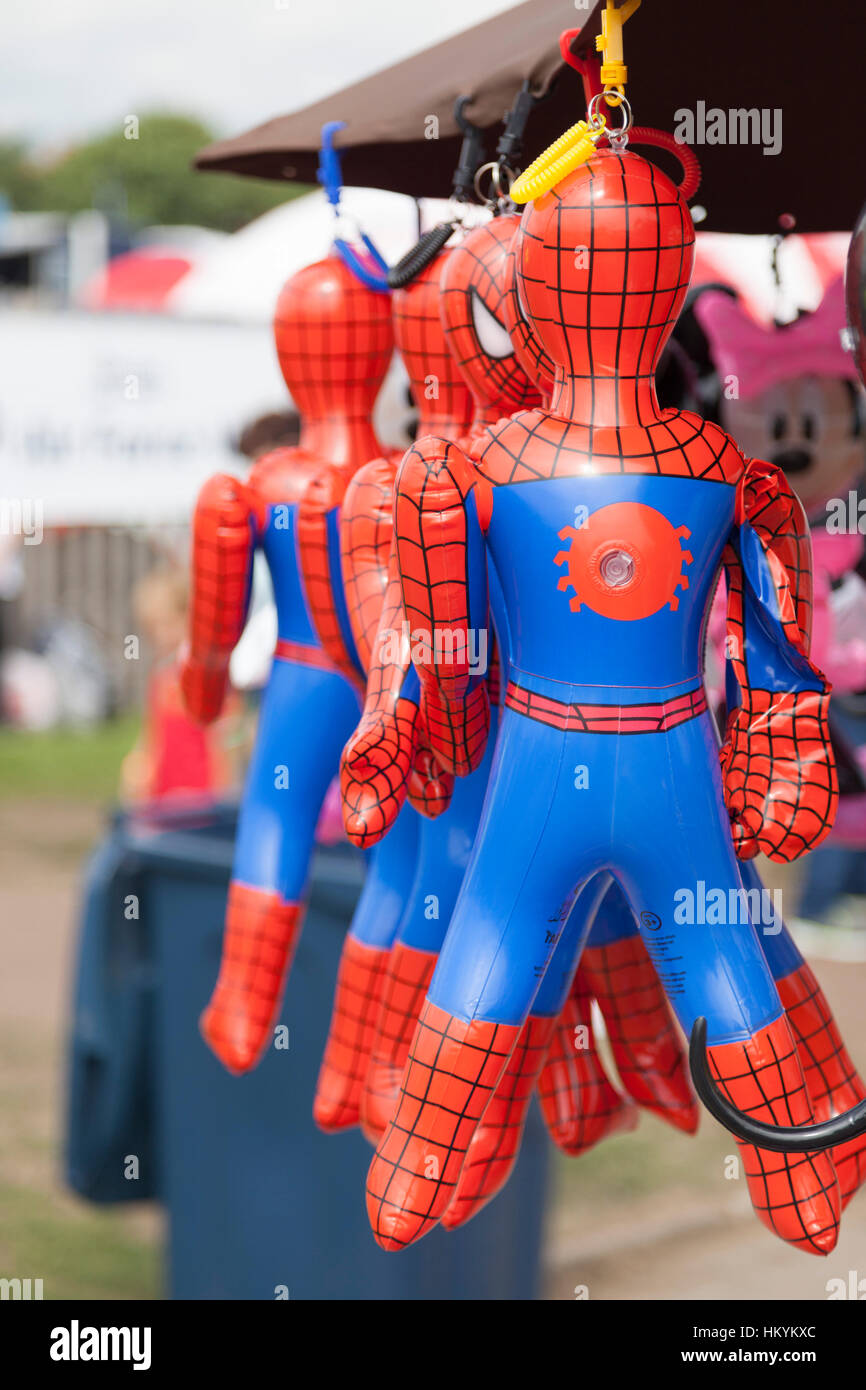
[392,254,474,437]
[501,232,555,400]
[272,255,394,422]
[440,218,543,419]
[516,149,695,426]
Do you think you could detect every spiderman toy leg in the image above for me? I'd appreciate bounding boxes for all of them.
[354,694,690,1153]
[313,803,420,1131]
[366,705,608,1251]
[359,711,498,1142]
[362,760,692,1175]
[201,656,361,1073]
[367,704,841,1254]
[578,881,698,1134]
[752,861,866,1209]
[442,870,699,1229]
[614,712,841,1255]
[440,872,636,1231]
[566,867,866,1189]
[537,959,636,1155]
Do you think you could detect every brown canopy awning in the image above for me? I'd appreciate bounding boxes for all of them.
[196,0,861,235]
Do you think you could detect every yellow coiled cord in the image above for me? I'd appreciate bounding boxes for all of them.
[510,117,606,205]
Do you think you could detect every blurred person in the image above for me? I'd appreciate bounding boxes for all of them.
[121,564,243,806]
[123,416,301,804]
[234,410,301,460]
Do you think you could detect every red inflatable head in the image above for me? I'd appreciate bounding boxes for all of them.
[272,256,394,421]
[440,217,542,421]
[516,150,695,425]
[392,253,473,438]
[501,234,555,400]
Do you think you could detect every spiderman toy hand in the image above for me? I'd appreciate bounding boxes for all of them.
[721,688,837,862]
[341,699,446,839]
[340,537,456,845]
[722,457,838,862]
[178,650,229,728]
[406,741,454,819]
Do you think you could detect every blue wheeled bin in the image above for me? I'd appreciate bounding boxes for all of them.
[65,804,550,1299]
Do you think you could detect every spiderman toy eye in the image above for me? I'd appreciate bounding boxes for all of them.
[470,289,515,360]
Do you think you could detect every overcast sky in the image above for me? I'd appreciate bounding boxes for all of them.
[4,0,527,151]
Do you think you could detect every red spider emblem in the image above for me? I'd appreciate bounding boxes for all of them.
[555,502,693,620]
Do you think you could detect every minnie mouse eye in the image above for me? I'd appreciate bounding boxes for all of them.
[802,414,816,441]
[470,290,515,361]
[771,414,786,441]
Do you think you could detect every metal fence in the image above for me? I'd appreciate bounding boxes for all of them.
[8,524,188,710]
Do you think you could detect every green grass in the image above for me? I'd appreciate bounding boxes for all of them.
[0,717,162,1300]
[0,1182,161,1300]
[0,717,140,802]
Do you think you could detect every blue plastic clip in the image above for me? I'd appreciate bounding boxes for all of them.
[317,121,391,295]
[317,121,346,210]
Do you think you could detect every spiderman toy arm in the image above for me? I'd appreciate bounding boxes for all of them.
[340,457,453,847]
[393,437,492,777]
[338,456,398,672]
[296,465,367,696]
[721,456,838,862]
[180,471,254,724]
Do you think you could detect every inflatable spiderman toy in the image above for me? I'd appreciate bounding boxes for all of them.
[312,249,472,1131]
[316,234,695,1218]
[335,197,866,1238]
[362,140,866,1257]
[180,255,393,1074]
[348,219,708,1162]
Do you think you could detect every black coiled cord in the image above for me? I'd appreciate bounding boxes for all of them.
[386,222,458,289]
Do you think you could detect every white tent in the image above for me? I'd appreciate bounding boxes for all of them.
[166,187,456,324]
[165,188,490,449]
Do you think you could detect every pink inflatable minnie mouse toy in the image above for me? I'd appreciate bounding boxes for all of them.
[696,280,866,847]
[696,279,866,695]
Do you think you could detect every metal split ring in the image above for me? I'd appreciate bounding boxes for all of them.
[473,161,517,206]
[588,90,633,140]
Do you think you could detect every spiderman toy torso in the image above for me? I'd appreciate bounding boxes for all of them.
[477,417,741,696]
[248,449,324,652]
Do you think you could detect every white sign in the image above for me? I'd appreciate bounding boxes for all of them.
[0,309,287,525]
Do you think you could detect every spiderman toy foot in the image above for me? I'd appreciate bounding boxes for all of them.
[366,1001,519,1251]
[707,1017,841,1254]
[201,884,303,1073]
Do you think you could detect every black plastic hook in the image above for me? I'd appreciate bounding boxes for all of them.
[452,96,486,204]
[495,79,538,173]
[689,1017,866,1153]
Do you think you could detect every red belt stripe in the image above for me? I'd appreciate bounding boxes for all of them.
[504,680,707,734]
[274,638,336,672]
